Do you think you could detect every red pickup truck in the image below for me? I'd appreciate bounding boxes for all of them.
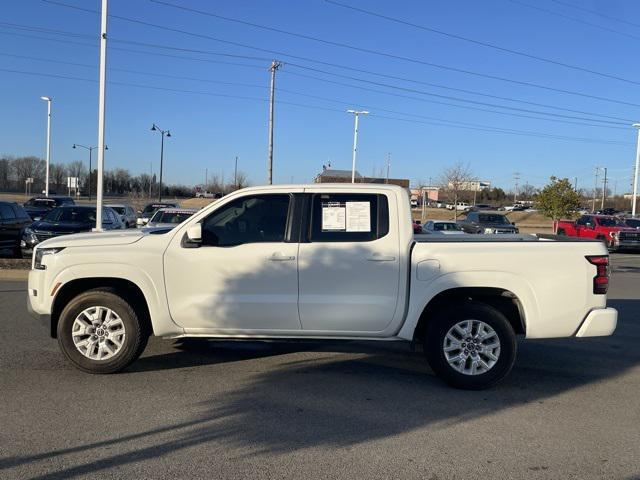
[555,214,640,251]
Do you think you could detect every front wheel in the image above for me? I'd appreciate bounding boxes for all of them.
[57,289,149,374]
[424,302,517,389]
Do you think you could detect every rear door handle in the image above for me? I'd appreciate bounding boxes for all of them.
[367,254,396,262]
[269,252,295,261]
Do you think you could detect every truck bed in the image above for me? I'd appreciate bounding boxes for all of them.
[414,233,602,243]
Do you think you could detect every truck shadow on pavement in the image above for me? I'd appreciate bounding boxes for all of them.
[1,299,638,479]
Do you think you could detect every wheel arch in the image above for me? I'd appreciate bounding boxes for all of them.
[411,287,526,344]
[51,278,152,338]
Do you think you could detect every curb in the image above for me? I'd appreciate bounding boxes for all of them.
[0,270,29,281]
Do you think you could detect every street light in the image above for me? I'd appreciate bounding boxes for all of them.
[633,123,640,217]
[347,109,369,183]
[73,144,108,200]
[40,96,52,197]
[151,123,171,201]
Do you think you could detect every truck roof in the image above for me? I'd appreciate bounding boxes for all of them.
[234,183,407,193]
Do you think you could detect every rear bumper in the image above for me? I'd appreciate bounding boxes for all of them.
[575,307,617,337]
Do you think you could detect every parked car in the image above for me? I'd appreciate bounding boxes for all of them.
[23,196,75,221]
[136,202,180,227]
[422,220,467,235]
[446,202,470,211]
[555,215,640,251]
[107,203,138,228]
[410,199,418,208]
[469,204,493,211]
[597,208,619,216]
[458,212,519,234]
[27,184,617,389]
[623,218,640,229]
[22,205,123,251]
[145,208,198,229]
[0,201,32,257]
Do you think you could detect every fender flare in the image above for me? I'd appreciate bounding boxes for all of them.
[397,271,539,340]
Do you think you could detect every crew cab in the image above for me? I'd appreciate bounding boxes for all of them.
[27,185,617,389]
[458,212,519,234]
[555,214,640,251]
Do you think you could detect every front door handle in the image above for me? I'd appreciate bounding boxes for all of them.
[268,252,295,261]
[367,254,396,262]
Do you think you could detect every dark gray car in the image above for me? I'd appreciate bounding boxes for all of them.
[458,211,519,234]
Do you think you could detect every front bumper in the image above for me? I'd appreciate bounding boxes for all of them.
[27,289,52,335]
[575,307,617,337]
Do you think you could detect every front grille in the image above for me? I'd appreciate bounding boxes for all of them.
[619,232,640,242]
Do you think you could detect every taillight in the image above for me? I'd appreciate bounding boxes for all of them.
[586,255,609,294]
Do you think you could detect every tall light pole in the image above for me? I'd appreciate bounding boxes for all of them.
[347,109,369,183]
[633,124,640,217]
[601,167,608,210]
[267,61,282,185]
[73,144,108,200]
[40,96,52,197]
[94,0,108,231]
[151,124,171,201]
[234,155,238,189]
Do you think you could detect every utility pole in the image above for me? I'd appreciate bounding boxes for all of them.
[40,96,52,197]
[151,124,171,201]
[234,156,238,189]
[267,60,281,185]
[149,162,152,198]
[94,0,108,231]
[513,172,521,203]
[347,109,370,183]
[386,152,391,183]
[574,177,578,191]
[601,167,608,210]
[592,166,600,213]
[633,124,640,216]
[205,168,208,188]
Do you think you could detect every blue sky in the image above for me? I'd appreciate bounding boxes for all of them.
[1,0,639,192]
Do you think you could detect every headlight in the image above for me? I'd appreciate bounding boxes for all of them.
[484,227,495,234]
[24,227,34,235]
[609,231,618,238]
[34,247,65,270]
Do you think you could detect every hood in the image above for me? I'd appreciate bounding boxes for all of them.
[439,230,467,235]
[37,229,146,249]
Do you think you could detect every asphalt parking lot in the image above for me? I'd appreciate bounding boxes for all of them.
[1,256,639,480]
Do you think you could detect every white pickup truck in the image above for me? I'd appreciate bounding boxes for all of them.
[27,184,617,389]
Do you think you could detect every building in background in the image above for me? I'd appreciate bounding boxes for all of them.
[314,168,410,188]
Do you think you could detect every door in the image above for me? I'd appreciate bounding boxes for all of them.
[298,192,401,333]
[575,215,595,238]
[164,192,301,331]
[0,203,18,248]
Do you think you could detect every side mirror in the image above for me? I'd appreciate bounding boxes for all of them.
[187,224,201,242]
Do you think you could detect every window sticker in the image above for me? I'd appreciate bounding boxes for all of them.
[321,202,346,231]
[346,201,371,232]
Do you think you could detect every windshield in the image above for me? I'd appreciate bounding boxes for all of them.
[25,198,55,208]
[478,214,510,224]
[625,219,640,228]
[150,211,194,224]
[42,207,96,223]
[434,222,463,231]
[598,217,626,227]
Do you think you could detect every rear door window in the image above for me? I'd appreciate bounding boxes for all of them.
[0,204,16,220]
[309,193,388,242]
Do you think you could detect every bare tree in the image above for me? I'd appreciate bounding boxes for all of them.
[67,160,86,179]
[439,162,475,220]
[50,163,66,193]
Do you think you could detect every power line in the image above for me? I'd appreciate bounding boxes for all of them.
[508,0,640,42]
[0,66,632,146]
[1,47,628,128]
[324,0,640,86]
[40,0,640,107]
[282,66,632,125]
[549,0,640,30]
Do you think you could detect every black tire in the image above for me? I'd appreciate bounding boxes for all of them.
[57,289,149,374]
[424,302,517,390]
[556,228,566,236]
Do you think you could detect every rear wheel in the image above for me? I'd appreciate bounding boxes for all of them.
[57,289,149,373]
[424,302,517,389]
[556,228,566,236]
